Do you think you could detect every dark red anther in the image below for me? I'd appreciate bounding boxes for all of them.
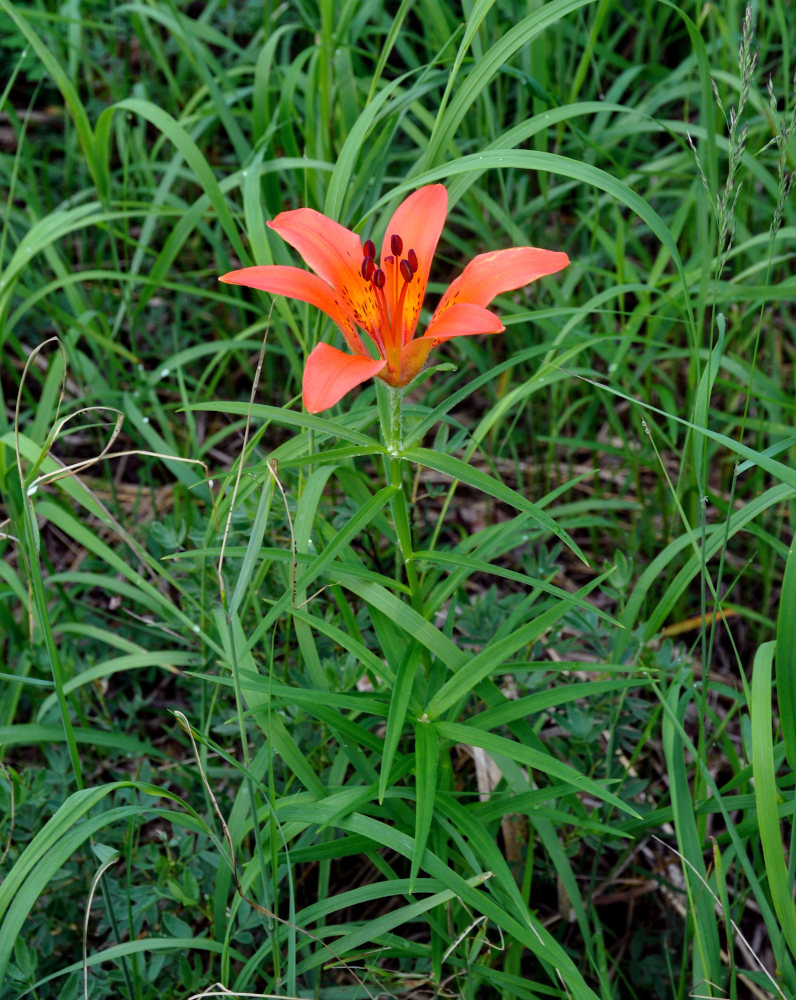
[407,248,418,273]
[400,258,414,283]
[361,256,374,280]
[391,234,403,256]
[372,267,386,289]
[363,239,375,259]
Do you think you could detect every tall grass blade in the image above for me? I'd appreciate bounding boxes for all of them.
[776,544,796,770]
[752,641,796,961]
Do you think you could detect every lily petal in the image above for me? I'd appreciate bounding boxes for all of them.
[432,247,569,319]
[303,342,386,413]
[220,264,369,358]
[396,337,435,386]
[268,209,380,334]
[382,185,448,343]
[397,304,503,386]
[422,302,504,343]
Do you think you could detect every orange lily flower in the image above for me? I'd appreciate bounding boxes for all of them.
[220,184,569,413]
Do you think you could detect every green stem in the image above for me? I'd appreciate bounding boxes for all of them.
[380,383,421,609]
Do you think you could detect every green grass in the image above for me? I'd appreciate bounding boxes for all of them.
[0,0,795,997]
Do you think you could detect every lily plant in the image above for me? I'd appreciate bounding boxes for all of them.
[221,184,570,606]
[220,184,569,416]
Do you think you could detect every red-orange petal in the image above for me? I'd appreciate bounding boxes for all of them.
[396,337,435,386]
[268,208,380,334]
[220,264,369,358]
[302,342,386,413]
[422,302,504,342]
[397,304,504,386]
[432,247,569,319]
[381,185,448,344]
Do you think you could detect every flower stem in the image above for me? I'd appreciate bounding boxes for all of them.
[379,383,421,607]
[385,379,403,456]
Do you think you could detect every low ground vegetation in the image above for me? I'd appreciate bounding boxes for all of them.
[1,1,795,998]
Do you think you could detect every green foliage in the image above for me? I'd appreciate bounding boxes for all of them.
[0,0,795,998]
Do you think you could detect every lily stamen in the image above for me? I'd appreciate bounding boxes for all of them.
[392,275,412,354]
[369,268,393,360]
